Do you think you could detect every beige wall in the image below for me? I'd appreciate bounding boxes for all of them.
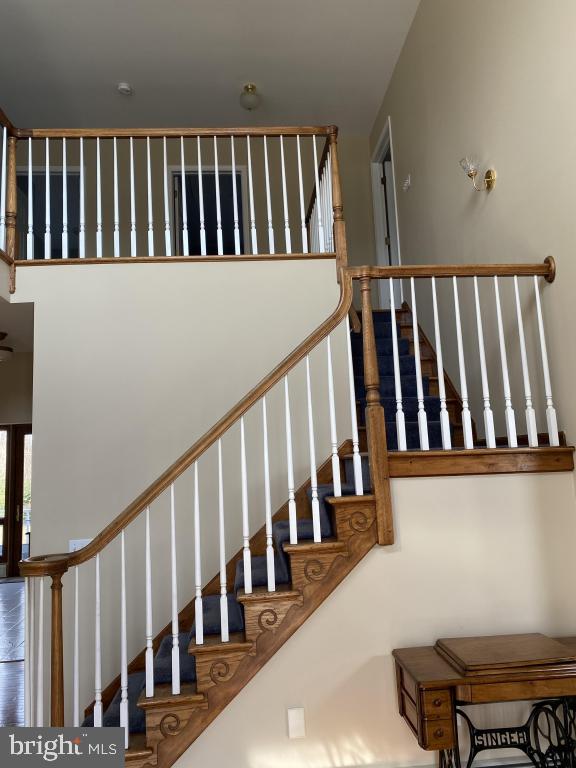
[0,350,32,424]
[370,0,576,445]
[176,472,576,768]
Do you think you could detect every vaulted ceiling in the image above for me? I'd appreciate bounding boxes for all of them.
[0,0,418,132]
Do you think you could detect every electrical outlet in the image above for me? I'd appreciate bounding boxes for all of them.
[68,538,92,553]
[287,707,306,739]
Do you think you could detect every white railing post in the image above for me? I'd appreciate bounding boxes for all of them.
[345,316,364,494]
[312,137,325,252]
[93,554,102,727]
[431,277,452,449]
[163,137,172,257]
[62,138,69,259]
[494,276,518,448]
[214,136,223,256]
[113,137,120,257]
[24,578,31,726]
[280,136,292,253]
[326,335,342,495]
[534,275,560,446]
[36,578,44,726]
[306,355,322,542]
[263,136,275,254]
[217,440,229,641]
[296,136,308,254]
[146,137,154,257]
[129,137,137,257]
[73,567,80,726]
[284,376,298,544]
[453,277,474,448]
[145,506,154,696]
[410,277,429,450]
[389,278,407,450]
[120,531,129,747]
[193,462,204,645]
[473,276,496,448]
[240,417,252,593]
[0,126,6,250]
[180,137,189,257]
[95,137,102,258]
[197,137,207,256]
[230,137,241,255]
[246,136,258,254]
[44,139,51,260]
[29,578,35,727]
[262,397,275,592]
[27,138,34,260]
[170,484,180,694]
[513,276,538,447]
[79,138,85,259]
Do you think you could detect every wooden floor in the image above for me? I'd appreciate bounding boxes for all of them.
[0,579,24,726]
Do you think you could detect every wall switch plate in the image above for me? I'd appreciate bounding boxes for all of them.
[68,538,92,553]
[287,707,306,739]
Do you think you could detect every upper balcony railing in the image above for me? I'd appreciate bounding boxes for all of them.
[0,111,345,276]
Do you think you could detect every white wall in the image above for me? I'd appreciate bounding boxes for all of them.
[0,350,32,424]
[369,0,576,446]
[176,472,576,768]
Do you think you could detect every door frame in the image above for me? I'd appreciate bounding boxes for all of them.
[1,424,32,577]
[370,115,402,308]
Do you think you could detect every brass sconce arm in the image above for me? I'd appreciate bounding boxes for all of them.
[460,158,497,191]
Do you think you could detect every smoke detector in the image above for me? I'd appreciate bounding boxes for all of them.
[117,82,133,96]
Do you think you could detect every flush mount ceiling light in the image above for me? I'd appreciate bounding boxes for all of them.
[0,332,13,363]
[117,82,133,97]
[239,83,261,111]
[459,156,497,191]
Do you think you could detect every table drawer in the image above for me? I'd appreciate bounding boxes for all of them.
[422,689,452,719]
[422,717,455,750]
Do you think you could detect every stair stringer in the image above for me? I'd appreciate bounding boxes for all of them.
[141,495,377,768]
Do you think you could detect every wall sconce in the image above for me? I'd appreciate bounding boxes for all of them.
[459,157,497,191]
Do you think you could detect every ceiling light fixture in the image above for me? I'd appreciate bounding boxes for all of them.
[117,82,133,97]
[239,83,261,111]
[459,156,496,191]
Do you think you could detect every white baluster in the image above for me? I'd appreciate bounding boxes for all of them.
[410,278,429,450]
[494,276,517,447]
[27,138,33,260]
[240,417,252,593]
[163,137,172,256]
[326,335,342,495]
[263,136,275,253]
[534,275,559,446]
[296,136,308,254]
[73,566,80,726]
[44,139,51,259]
[94,554,103,727]
[214,137,223,255]
[120,531,129,747]
[345,316,364,494]
[79,138,85,259]
[513,276,538,446]
[29,578,35,727]
[113,137,120,258]
[306,355,322,542]
[473,277,496,448]
[280,136,292,253]
[217,440,229,641]
[326,153,334,251]
[453,277,474,448]
[146,137,154,257]
[262,397,275,592]
[246,136,258,254]
[312,137,325,252]
[24,578,31,726]
[389,279,407,451]
[180,137,189,256]
[230,137,241,255]
[129,137,137,257]
[431,278,452,450]
[284,376,298,544]
[193,462,203,645]
[0,126,6,250]
[61,138,69,259]
[145,506,154,695]
[36,578,44,726]
[170,484,180,694]
[197,137,206,256]
[96,137,102,258]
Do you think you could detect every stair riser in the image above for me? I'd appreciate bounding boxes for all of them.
[144,700,208,752]
[240,594,303,644]
[287,549,349,593]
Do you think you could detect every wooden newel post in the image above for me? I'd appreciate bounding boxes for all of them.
[359,277,394,545]
[50,571,66,726]
[328,127,348,278]
[5,135,17,292]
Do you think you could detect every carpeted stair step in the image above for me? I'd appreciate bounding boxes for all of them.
[352,354,416,377]
[234,554,290,594]
[357,395,442,423]
[192,593,245,637]
[351,336,410,357]
[354,375,430,399]
[154,631,196,685]
[82,671,147,733]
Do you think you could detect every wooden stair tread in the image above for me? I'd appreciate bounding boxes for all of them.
[188,632,252,655]
[137,682,204,710]
[236,585,301,603]
[283,539,347,555]
[126,734,154,761]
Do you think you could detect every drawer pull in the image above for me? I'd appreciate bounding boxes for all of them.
[434,728,444,738]
[433,698,443,707]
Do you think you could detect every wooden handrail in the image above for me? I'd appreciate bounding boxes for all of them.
[0,106,15,133]
[348,256,556,283]
[0,247,13,266]
[14,125,333,139]
[20,269,353,577]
